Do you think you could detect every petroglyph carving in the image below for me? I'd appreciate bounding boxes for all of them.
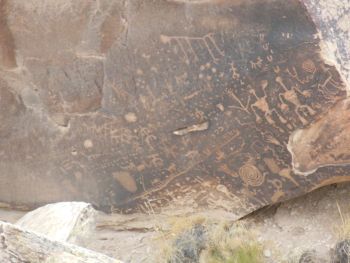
[230,63,240,80]
[239,163,265,187]
[218,164,239,178]
[302,59,316,73]
[250,56,263,70]
[160,33,224,63]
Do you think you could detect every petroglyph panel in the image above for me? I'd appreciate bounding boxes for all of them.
[0,0,349,217]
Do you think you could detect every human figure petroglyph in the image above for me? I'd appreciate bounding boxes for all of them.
[229,63,240,80]
[248,84,288,133]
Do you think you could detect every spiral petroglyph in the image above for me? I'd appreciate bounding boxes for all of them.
[239,164,265,187]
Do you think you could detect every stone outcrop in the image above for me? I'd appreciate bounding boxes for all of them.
[16,202,96,243]
[0,0,349,218]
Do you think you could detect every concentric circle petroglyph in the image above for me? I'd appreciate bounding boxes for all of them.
[239,164,265,187]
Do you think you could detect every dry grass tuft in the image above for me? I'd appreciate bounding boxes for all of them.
[334,201,350,240]
[154,215,207,262]
[156,216,264,263]
[203,221,263,263]
[166,215,207,237]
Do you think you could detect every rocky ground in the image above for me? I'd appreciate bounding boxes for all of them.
[2,183,350,262]
[249,184,348,262]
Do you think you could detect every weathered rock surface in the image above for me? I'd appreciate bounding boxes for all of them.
[0,0,349,217]
[0,220,122,263]
[288,98,350,176]
[16,202,96,243]
[303,0,350,87]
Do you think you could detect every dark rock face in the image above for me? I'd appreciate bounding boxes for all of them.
[0,0,349,216]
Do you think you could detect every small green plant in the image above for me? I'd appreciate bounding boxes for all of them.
[207,242,263,263]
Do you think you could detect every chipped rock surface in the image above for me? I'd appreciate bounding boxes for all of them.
[0,0,349,219]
